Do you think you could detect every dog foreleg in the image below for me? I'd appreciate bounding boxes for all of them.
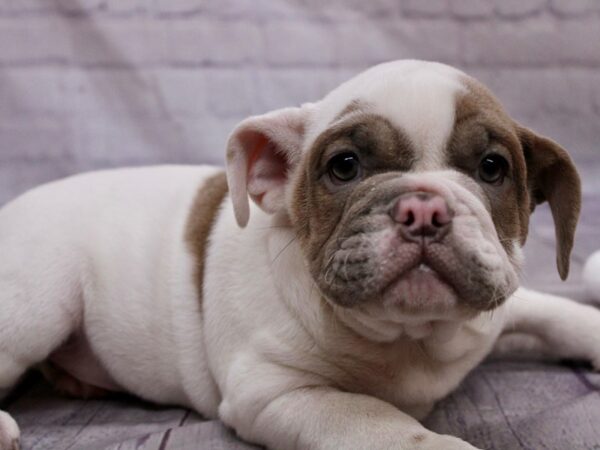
[497,287,600,368]
[218,361,481,450]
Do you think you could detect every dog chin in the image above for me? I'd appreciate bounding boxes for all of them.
[382,264,459,313]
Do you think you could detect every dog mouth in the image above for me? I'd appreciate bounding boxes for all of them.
[316,223,516,312]
[416,262,433,273]
[319,243,509,312]
[380,260,460,313]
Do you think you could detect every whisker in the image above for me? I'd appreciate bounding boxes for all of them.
[271,236,298,264]
[343,252,351,281]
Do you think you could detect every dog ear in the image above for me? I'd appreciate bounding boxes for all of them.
[518,126,582,280]
[226,105,311,228]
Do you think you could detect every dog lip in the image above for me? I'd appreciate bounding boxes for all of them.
[380,257,458,300]
[380,263,459,311]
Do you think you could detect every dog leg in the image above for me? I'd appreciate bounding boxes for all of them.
[0,300,77,396]
[0,341,72,450]
[218,362,480,450]
[499,287,600,367]
[0,261,81,450]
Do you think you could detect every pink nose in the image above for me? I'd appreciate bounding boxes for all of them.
[391,192,453,241]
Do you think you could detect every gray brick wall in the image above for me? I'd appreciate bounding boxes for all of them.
[0,0,599,204]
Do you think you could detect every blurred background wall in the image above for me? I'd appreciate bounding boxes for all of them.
[0,0,599,205]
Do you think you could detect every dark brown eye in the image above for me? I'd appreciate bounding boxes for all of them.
[328,152,361,183]
[478,153,508,184]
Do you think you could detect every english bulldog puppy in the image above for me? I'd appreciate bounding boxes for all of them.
[0,60,596,450]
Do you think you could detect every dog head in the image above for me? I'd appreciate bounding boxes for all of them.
[225,60,581,336]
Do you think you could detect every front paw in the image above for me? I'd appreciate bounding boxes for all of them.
[0,411,20,450]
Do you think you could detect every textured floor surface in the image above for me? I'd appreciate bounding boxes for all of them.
[3,161,600,450]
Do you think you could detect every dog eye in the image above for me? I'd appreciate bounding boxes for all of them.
[328,152,361,184]
[478,153,508,184]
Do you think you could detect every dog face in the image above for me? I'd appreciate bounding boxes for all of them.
[226,60,581,326]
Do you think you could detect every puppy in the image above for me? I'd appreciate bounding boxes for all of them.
[0,60,597,450]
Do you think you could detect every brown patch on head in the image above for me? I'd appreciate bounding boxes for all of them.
[291,113,416,306]
[292,113,415,246]
[448,76,531,253]
[186,172,229,308]
[449,75,581,278]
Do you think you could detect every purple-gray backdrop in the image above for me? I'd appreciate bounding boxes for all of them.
[0,0,599,207]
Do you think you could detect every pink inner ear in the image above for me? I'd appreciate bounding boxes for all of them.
[246,133,289,214]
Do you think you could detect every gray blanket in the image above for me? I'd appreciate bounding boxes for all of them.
[7,359,600,450]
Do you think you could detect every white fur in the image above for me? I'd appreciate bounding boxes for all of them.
[0,166,222,415]
[500,288,600,368]
[583,250,600,302]
[0,61,594,450]
[308,60,465,169]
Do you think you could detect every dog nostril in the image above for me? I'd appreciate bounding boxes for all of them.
[391,192,454,242]
[404,211,415,227]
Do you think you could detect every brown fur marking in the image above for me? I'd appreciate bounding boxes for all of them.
[292,112,415,249]
[451,75,581,277]
[449,76,530,253]
[185,171,229,308]
[291,111,418,307]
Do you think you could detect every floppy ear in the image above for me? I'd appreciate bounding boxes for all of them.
[518,126,582,280]
[225,106,311,228]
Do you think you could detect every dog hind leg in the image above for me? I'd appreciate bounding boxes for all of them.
[0,265,82,450]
